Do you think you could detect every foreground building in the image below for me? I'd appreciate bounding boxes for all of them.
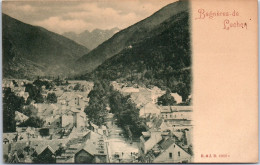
[143,136,192,163]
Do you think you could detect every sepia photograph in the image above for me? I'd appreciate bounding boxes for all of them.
[2,0,192,163]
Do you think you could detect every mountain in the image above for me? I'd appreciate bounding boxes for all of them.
[74,0,189,74]
[81,0,191,101]
[2,13,89,79]
[63,27,120,50]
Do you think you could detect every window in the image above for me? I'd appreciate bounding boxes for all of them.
[178,151,180,157]
[169,152,172,159]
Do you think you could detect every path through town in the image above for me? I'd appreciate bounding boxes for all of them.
[105,113,139,163]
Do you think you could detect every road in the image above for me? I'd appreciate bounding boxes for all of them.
[105,113,139,163]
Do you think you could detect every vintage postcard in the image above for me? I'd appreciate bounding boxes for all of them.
[1,0,258,163]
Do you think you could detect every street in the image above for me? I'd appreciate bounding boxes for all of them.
[105,113,139,163]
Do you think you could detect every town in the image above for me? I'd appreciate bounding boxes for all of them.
[2,78,193,163]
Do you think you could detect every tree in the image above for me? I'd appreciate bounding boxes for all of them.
[3,88,25,132]
[46,93,57,103]
[35,93,44,103]
[23,105,37,117]
[85,96,108,126]
[84,80,110,126]
[73,83,81,91]
[175,82,190,102]
[19,116,44,128]
[157,89,176,106]
[25,83,44,103]
[109,89,146,137]
[12,80,18,87]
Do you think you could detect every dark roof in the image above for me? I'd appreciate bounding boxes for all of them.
[3,138,9,142]
[157,137,175,150]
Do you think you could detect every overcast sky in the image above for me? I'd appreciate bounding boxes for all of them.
[3,0,177,34]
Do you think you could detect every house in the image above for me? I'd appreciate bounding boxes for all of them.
[170,123,193,131]
[15,111,29,125]
[131,92,151,108]
[3,133,18,144]
[110,81,123,91]
[150,86,165,104]
[33,146,56,163]
[121,86,140,93]
[3,138,10,144]
[58,92,88,109]
[139,131,162,155]
[139,102,161,117]
[149,118,170,132]
[56,132,92,163]
[143,137,192,163]
[56,130,107,163]
[88,122,108,137]
[13,87,29,101]
[61,112,74,128]
[159,106,193,130]
[23,92,29,101]
[75,131,107,163]
[67,80,94,92]
[145,115,167,131]
[45,115,61,127]
[75,149,95,163]
[160,106,192,120]
[13,86,26,93]
[97,125,109,137]
[35,103,60,119]
[74,110,87,128]
[29,139,68,160]
[2,79,14,88]
[170,93,182,104]
[60,108,86,128]
[184,129,193,146]
[24,127,39,139]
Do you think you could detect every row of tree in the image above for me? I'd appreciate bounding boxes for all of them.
[84,80,110,126]
[109,89,147,137]
[84,80,147,137]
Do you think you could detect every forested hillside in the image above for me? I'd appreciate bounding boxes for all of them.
[84,10,191,101]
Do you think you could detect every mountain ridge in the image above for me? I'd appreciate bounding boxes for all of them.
[74,0,188,74]
[2,13,89,78]
[62,27,120,50]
